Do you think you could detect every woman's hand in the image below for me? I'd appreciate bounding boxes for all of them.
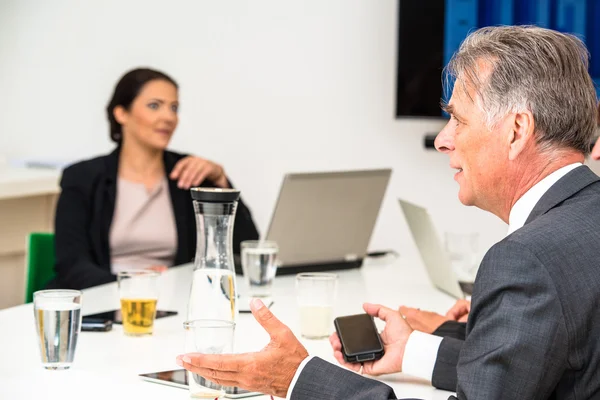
[170,156,229,189]
[146,265,168,273]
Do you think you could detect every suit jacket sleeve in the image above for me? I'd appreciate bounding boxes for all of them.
[428,321,466,392]
[432,321,467,341]
[431,337,463,391]
[290,357,398,400]
[453,239,568,399]
[54,166,115,289]
[431,321,467,391]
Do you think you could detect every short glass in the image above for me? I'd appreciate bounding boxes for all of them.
[295,273,338,339]
[117,271,159,336]
[240,240,279,298]
[33,289,82,370]
[184,319,236,399]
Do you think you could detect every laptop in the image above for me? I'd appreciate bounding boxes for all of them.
[263,169,392,275]
[398,199,472,299]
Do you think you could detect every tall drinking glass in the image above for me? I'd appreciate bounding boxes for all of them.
[296,273,338,339]
[33,289,82,370]
[241,240,279,298]
[184,319,235,399]
[118,271,160,336]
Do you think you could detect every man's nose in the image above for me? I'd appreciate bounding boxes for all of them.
[435,122,455,154]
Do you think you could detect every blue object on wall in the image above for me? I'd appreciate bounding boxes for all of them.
[514,0,552,26]
[587,0,600,79]
[553,0,587,36]
[444,0,478,67]
[443,0,478,106]
[478,0,514,25]
[397,0,599,118]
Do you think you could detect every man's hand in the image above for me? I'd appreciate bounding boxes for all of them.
[399,299,471,334]
[445,299,470,322]
[330,303,412,376]
[170,156,229,189]
[176,299,308,398]
[399,306,449,334]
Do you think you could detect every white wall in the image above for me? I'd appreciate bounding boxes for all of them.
[0,0,509,264]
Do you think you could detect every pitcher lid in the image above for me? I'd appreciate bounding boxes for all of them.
[190,187,240,203]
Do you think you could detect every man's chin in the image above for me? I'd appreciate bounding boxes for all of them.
[457,191,475,206]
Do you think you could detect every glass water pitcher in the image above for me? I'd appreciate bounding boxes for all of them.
[187,188,240,322]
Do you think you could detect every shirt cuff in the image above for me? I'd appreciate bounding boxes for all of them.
[401,330,443,382]
[285,355,314,400]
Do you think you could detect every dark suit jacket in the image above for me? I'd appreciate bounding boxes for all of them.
[49,148,259,290]
[291,165,600,400]
[432,321,466,341]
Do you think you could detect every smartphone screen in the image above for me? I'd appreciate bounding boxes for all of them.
[82,309,177,324]
[334,314,384,359]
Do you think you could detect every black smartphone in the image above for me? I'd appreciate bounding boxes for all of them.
[82,309,178,324]
[81,317,113,332]
[334,313,385,363]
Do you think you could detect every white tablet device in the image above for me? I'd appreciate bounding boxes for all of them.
[139,369,263,399]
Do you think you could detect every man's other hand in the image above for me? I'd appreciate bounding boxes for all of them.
[176,299,308,398]
[330,303,412,376]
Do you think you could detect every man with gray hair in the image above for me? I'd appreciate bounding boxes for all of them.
[177,26,600,399]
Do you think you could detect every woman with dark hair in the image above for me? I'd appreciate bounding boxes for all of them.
[50,68,259,290]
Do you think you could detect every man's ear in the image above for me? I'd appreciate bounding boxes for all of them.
[113,106,127,125]
[508,110,535,161]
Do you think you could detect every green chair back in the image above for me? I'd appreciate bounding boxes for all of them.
[25,233,56,303]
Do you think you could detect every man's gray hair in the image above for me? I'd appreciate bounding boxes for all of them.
[445,25,598,155]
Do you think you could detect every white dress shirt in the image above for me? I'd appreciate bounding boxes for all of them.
[286,163,582,398]
[401,162,582,382]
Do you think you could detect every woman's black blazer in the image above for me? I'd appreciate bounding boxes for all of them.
[50,148,259,290]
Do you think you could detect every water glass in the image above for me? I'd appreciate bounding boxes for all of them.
[444,231,479,282]
[184,319,235,399]
[241,240,279,298]
[295,273,338,339]
[118,271,160,336]
[33,289,82,370]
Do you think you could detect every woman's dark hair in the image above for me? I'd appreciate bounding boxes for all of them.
[106,68,178,143]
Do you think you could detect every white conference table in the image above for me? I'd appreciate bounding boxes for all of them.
[0,256,457,400]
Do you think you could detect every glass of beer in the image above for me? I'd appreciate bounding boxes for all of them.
[117,271,160,336]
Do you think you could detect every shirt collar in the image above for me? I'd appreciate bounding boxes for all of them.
[507,163,582,234]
